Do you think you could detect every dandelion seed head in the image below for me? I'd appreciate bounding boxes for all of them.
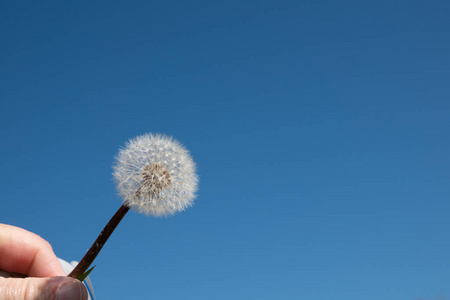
[113,133,198,217]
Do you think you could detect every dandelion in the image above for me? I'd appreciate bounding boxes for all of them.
[113,133,198,217]
[68,133,198,279]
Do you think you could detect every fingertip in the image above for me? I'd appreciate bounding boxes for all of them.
[56,278,88,300]
[0,224,66,277]
[0,276,88,300]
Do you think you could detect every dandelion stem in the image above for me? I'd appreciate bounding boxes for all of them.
[68,204,130,279]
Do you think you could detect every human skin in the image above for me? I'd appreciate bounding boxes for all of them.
[0,223,88,300]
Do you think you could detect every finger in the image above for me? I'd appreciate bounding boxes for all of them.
[0,276,88,300]
[0,224,65,277]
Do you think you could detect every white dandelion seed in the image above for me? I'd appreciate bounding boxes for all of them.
[68,133,199,279]
[113,133,198,217]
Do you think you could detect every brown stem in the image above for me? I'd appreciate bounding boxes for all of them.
[68,204,130,279]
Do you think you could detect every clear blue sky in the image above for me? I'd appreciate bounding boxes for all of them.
[1,1,449,299]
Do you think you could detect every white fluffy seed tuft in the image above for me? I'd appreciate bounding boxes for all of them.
[113,133,198,217]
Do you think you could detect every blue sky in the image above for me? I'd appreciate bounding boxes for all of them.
[1,0,449,299]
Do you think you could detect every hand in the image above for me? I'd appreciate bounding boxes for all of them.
[0,224,88,300]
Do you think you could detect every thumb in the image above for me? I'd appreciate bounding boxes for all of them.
[0,276,88,300]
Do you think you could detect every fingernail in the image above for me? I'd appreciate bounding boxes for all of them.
[56,281,87,300]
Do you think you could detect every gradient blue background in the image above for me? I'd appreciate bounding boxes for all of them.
[1,1,449,299]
